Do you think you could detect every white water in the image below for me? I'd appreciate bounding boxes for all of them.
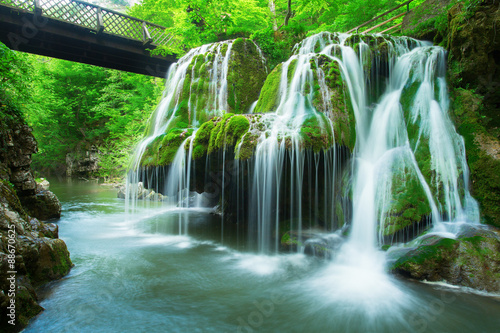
[126,41,235,213]
[295,33,479,303]
[126,32,478,262]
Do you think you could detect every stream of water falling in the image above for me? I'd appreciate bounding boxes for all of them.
[126,41,234,213]
[126,32,479,263]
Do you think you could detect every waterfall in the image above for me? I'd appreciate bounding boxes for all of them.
[126,41,234,214]
[126,32,478,256]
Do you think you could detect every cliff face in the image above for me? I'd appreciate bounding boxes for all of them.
[0,103,72,332]
[447,0,500,227]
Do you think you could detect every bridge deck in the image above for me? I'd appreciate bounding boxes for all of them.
[0,0,177,77]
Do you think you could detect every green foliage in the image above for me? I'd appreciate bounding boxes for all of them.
[0,42,32,109]
[0,47,165,180]
[129,0,269,56]
[251,28,290,70]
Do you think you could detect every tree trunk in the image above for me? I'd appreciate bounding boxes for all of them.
[268,0,278,31]
[284,0,292,26]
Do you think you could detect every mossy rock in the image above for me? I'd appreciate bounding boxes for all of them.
[227,38,268,113]
[140,126,194,167]
[299,114,334,153]
[253,64,283,114]
[310,55,356,151]
[379,163,433,242]
[192,119,215,160]
[391,228,500,292]
[450,88,500,227]
[22,238,73,288]
[207,114,251,154]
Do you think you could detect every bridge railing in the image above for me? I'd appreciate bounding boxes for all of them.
[346,0,415,35]
[0,0,174,46]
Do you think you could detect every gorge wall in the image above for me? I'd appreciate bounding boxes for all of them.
[0,103,72,332]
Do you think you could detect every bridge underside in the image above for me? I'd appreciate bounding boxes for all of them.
[0,6,176,78]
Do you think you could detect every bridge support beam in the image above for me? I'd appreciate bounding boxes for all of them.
[0,6,176,78]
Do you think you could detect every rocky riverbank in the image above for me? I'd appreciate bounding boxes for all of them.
[1,102,72,332]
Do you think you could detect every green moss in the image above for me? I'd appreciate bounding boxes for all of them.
[287,59,298,85]
[227,38,268,113]
[200,114,252,157]
[380,164,433,237]
[394,238,459,269]
[300,114,334,153]
[236,132,259,160]
[280,231,303,247]
[192,119,215,160]
[253,64,283,113]
[0,180,28,219]
[140,126,194,167]
[450,88,500,227]
[335,201,345,227]
[221,43,229,56]
[310,55,355,151]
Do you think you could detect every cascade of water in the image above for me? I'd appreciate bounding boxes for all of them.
[126,30,478,258]
[126,40,235,213]
[247,33,343,253]
[338,36,479,251]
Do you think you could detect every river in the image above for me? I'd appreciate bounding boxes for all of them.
[24,180,500,332]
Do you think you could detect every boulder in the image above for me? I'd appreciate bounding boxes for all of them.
[390,226,500,292]
[36,178,50,191]
[21,191,62,221]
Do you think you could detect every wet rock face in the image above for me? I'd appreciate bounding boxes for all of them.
[21,191,62,221]
[445,1,500,227]
[65,146,100,178]
[0,104,62,221]
[389,225,500,292]
[1,104,72,331]
[0,181,72,331]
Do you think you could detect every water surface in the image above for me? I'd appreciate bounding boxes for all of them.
[25,180,500,332]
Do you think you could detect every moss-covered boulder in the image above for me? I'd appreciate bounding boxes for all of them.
[0,182,72,332]
[310,55,356,150]
[147,38,267,132]
[254,52,355,151]
[140,125,194,167]
[227,38,268,113]
[390,226,500,292]
[299,113,335,153]
[194,113,252,160]
[253,63,283,114]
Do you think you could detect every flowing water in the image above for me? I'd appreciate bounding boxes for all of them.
[25,32,497,332]
[25,180,500,332]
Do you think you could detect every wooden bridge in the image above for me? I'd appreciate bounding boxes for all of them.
[0,0,177,77]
